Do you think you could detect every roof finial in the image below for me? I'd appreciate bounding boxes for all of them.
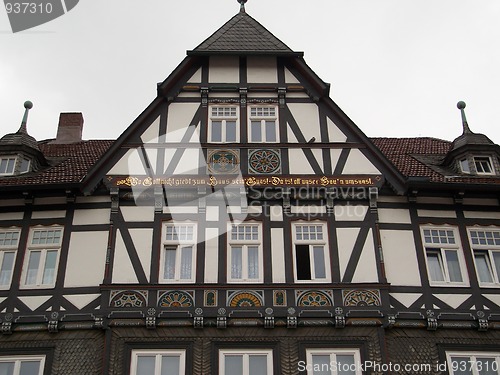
[18,100,33,134]
[457,101,472,134]
[238,0,247,13]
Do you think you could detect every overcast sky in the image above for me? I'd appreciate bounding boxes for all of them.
[1,0,499,145]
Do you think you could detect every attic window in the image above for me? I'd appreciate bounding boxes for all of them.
[474,156,494,175]
[459,159,470,174]
[0,156,31,176]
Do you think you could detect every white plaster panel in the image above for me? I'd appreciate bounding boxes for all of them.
[247,205,263,214]
[31,211,66,219]
[463,198,499,206]
[165,103,200,142]
[434,294,470,309]
[130,228,153,282]
[270,205,283,221]
[351,229,379,283]
[144,149,158,174]
[209,56,239,83]
[289,149,315,174]
[18,296,51,311]
[177,92,201,98]
[484,294,500,308]
[247,56,277,83]
[73,209,110,225]
[327,117,348,143]
[140,115,160,143]
[187,67,202,83]
[163,206,198,214]
[417,210,457,218]
[120,206,154,222]
[415,197,454,205]
[174,149,200,175]
[284,67,300,83]
[0,199,24,207]
[65,231,108,287]
[34,197,66,205]
[330,149,342,172]
[64,294,100,310]
[377,196,408,204]
[285,92,310,98]
[112,229,139,283]
[288,103,321,142]
[108,149,144,175]
[378,208,411,224]
[342,149,380,174]
[204,228,219,283]
[271,228,286,283]
[334,205,368,222]
[381,230,421,286]
[291,206,326,214]
[206,206,219,222]
[390,293,422,308]
[286,123,299,143]
[0,212,24,221]
[336,228,359,280]
[464,211,500,220]
[227,206,242,215]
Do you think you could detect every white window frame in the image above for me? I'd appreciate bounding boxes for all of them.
[469,227,500,287]
[130,349,186,375]
[159,222,197,283]
[209,106,239,143]
[446,351,500,375]
[227,223,263,283]
[305,348,362,375]
[292,222,331,283]
[474,156,495,175]
[20,226,63,289]
[219,349,273,375]
[0,355,46,375]
[248,106,279,143]
[421,226,468,287]
[0,156,31,176]
[0,229,20,289]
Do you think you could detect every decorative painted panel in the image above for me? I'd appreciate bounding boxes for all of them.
[227,290,264,307]
[273,290,287,307]
[342,289,381,307]
[204,290,217,307]
[158,290,194,308]
[109,290,148,308]
[296,290,333,307]
[207,149,240,174]
[248,149,281,174]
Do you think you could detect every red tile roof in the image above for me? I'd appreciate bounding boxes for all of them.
[0,140,113,189]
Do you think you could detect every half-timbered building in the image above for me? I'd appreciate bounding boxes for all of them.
[1,2,500,374]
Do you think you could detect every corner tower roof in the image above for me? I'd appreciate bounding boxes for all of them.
[188,6,302,56]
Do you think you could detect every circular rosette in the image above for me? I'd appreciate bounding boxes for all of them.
[248,149,281,174]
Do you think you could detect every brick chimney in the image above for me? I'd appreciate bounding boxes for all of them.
[51,113,84,144]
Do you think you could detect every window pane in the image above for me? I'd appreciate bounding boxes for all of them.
[225,355,243,375]
[311,355,331,375]
[446,250,463,282]
[475,253,494,283]
[164,248,176,279]
[450,356,473,375]
[0,252,15,286]
[476,357,497,375]
[161,355,180,375]
[313,246,326,279]
[0,362,14,375]
[251,121,261,142]
[493,252,500,282]
[248,246,259,279]
[136,356,156,375]
[19,361,40,375]
[26,251,41,285]
[211,121,222,142]
[265,121,276,142]
[427,251,445,282]
[19,158,30,173]
[249,355,267,375]
[337,355,356,375]
[180,246,192,280]
[296,245,312,280]
[226,121,237,142]
[42,250,58,285]
[231,246,242,279]
[460,159,470,173]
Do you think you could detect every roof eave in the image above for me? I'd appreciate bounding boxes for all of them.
[187,50,304,57]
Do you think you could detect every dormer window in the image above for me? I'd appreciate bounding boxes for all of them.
[458,155,496,176]
[474,156,494,175]
[0,156,31,176]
